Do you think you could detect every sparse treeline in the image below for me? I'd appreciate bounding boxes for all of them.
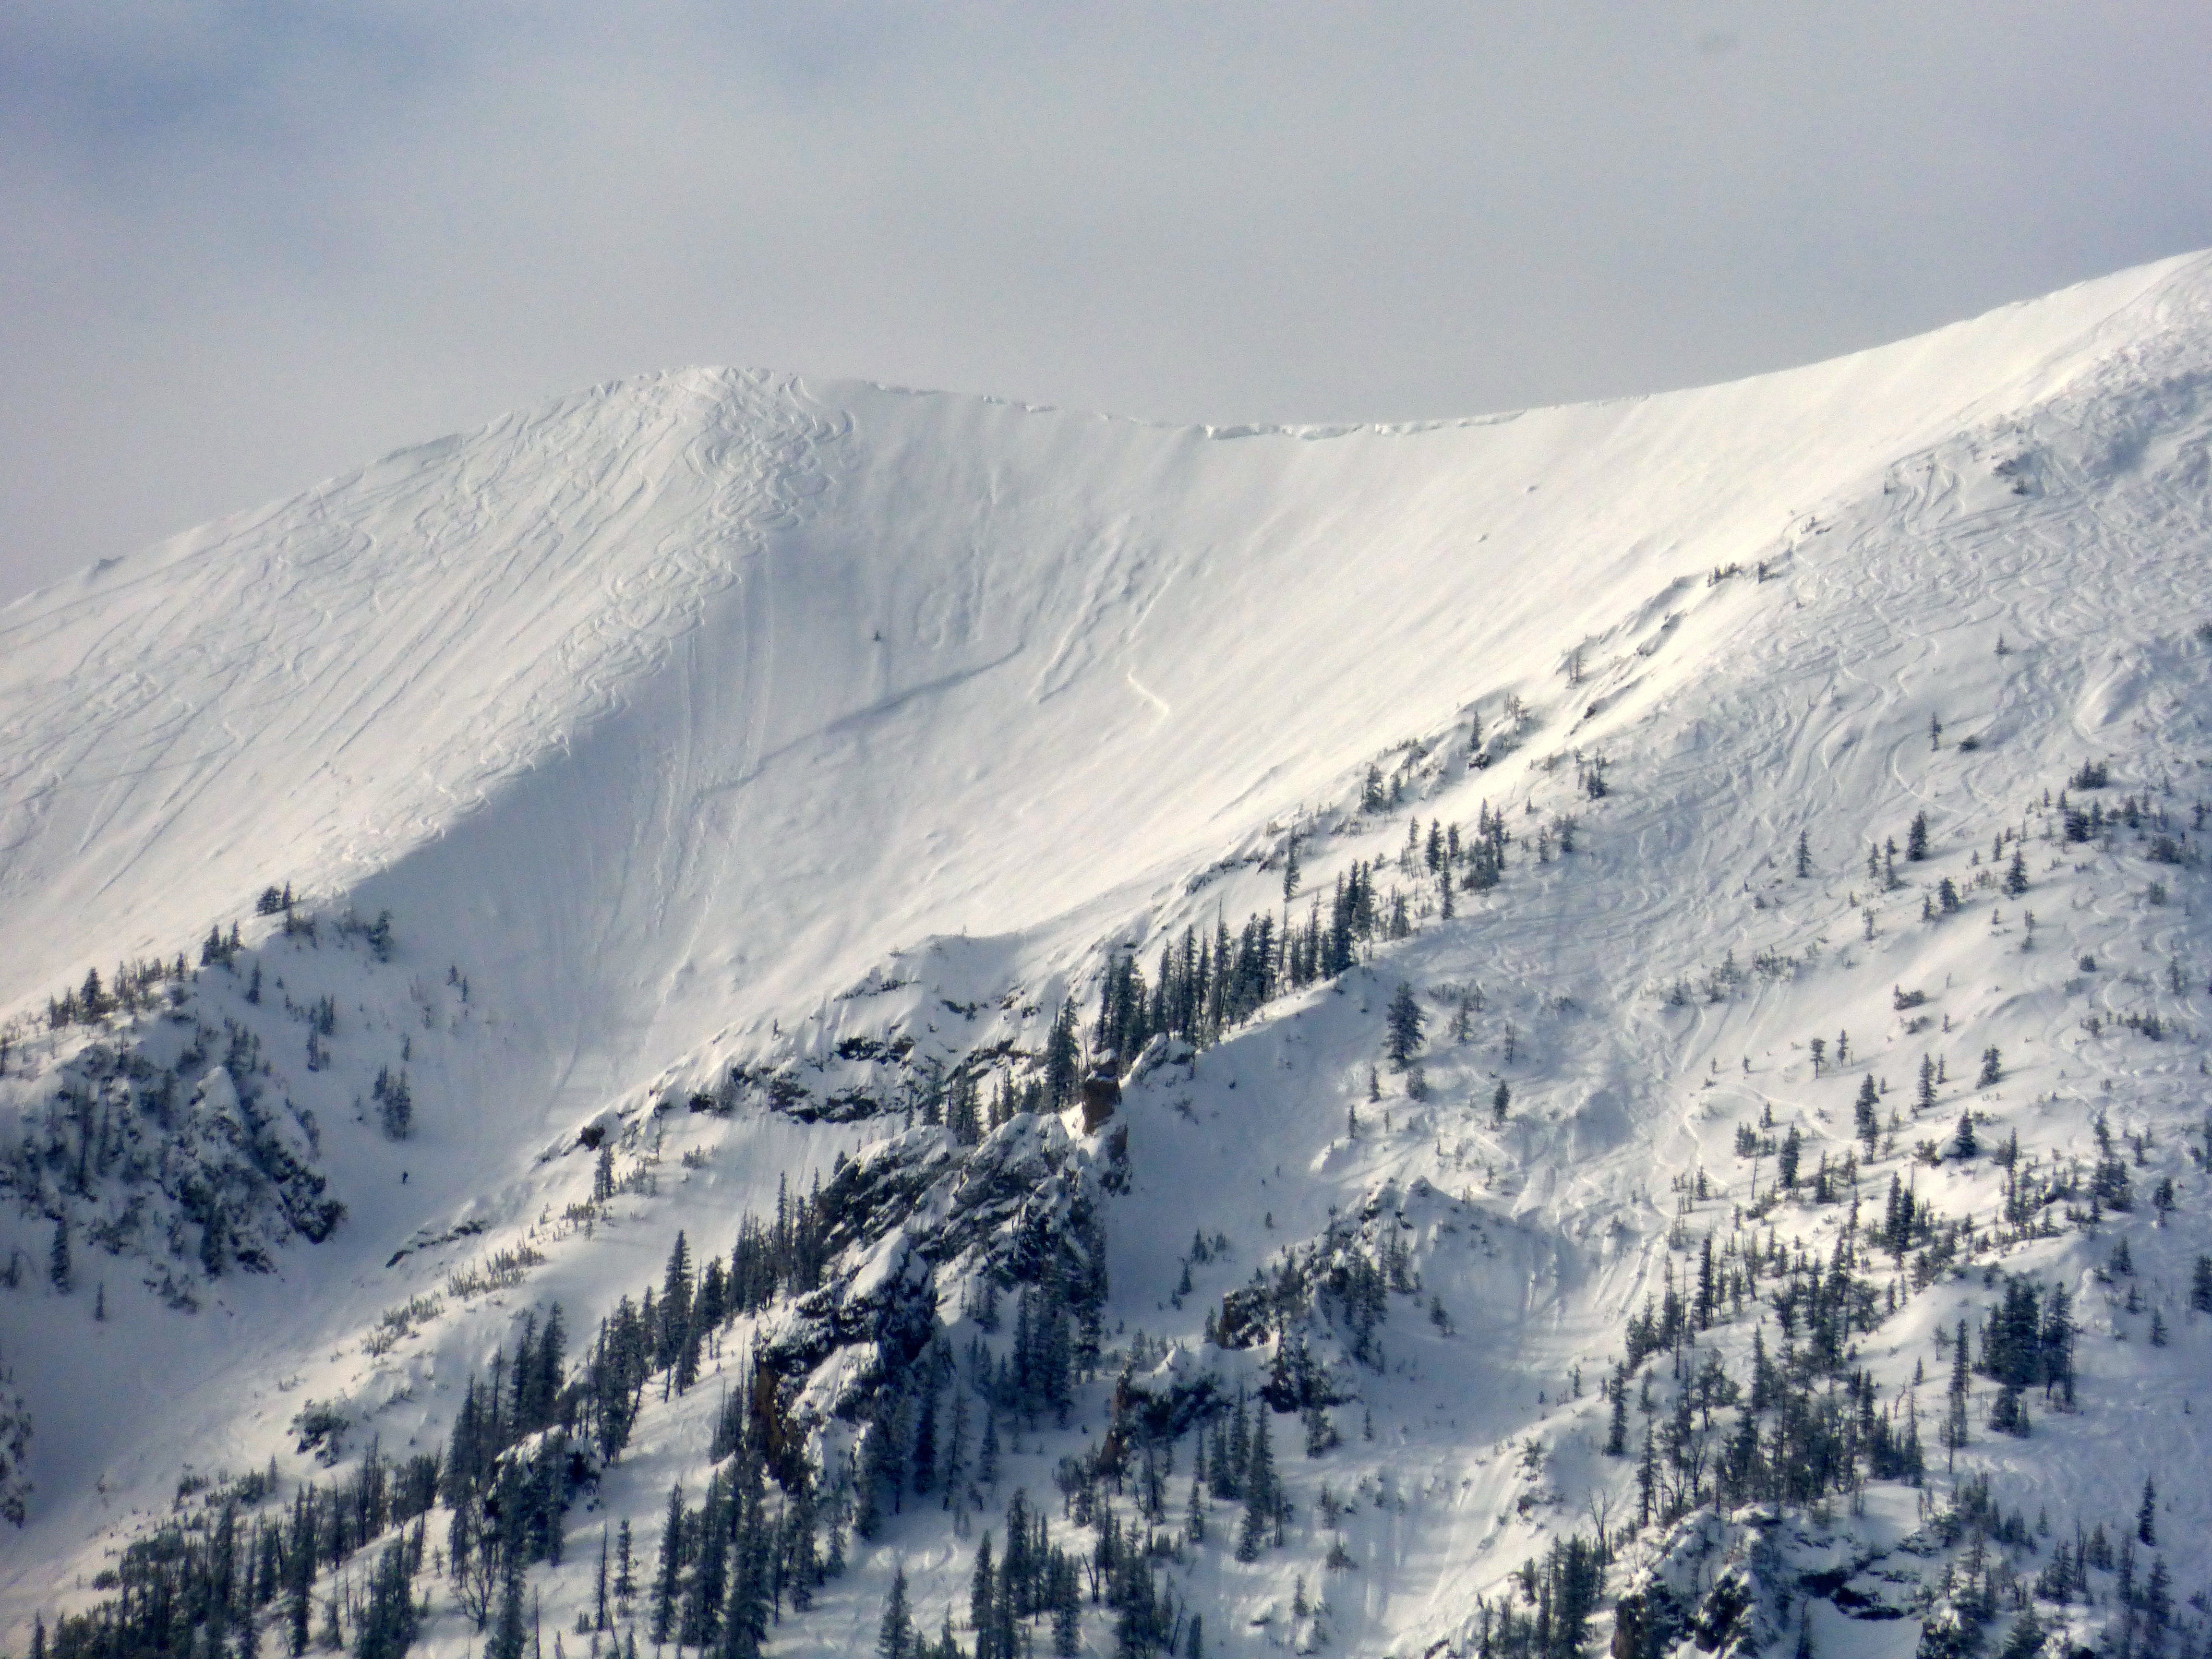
[1086,807,1517,1068]
[1091,870,1381,1064]
[44,958,191,1029]
[37,901,395,1034]
[1600,1193,2102,1534]
[2059,787,2195,856]
[38,1443,442,1659]
[34,1170,850,1659]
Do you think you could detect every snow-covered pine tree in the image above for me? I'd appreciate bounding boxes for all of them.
[1384,981,1424,1069]
[876,1564,914,1659]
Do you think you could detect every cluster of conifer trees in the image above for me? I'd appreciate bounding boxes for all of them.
[369,1069,411,1140]
[576,1225,783,1462]
[1601,1186,2105,1550]
[1604,1326,1925,1527]
[1471,1536,1607,1659]
[873,1384,1305,1655]
[4,1008,344,1301]
[1206,1211,1419,1371]
[1084,862,1412,1069]
[43,959,188,1030]
[724,1178,835,1317]
[639,1388,830,1659]
[34,1438,442,1659]
[1962,1274,2079,1429]
[966,1284,1078,1426]
[31,1190,844,1659]
[1080,802,1525,1070]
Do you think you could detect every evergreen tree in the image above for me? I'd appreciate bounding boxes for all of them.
[1853,1076,1880,1153]
[657,1234,693,1370]
[649,1483,684,1644]
[1237,1415,1277,1559]
[487,1563,527,1659]
[1234,1479,1266,1563]
[1951,1111,1978,1160]
[912,1383,939,1497]
[1906,812,1930,861]
[677,1474,729,1647]
[355,1541,419,1659]
[2139,1476,2158,1545]
[1998,1605,2044,1659]
[286,1489,316,1655]
[2005,848,2029,896]
[1941,1317,1972,1463]
[877,1565,914,1659]
[970,1534,996,1657]
[1491,1079,1510,1126]
[1384,982,1425,1069]
[1044,1002,1081,1112]
[942,1392,970,1510]
[947,1070,983,1146]
[1795,830,1812,878]
[373,1070,413,1141]
[2146,1556,2173,1645]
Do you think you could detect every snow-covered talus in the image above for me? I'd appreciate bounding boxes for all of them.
[5,251,2212,1658]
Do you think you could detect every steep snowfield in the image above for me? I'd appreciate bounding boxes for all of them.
[6,250,2212,1657]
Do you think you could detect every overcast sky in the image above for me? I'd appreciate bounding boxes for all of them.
[3,2,2209,604]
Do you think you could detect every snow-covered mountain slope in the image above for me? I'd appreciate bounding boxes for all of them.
[6,249,2212,1659]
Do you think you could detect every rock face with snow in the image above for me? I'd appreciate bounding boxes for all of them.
[6,253,2212,1658]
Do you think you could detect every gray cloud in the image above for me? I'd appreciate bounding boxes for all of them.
[3,1,2210,601]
